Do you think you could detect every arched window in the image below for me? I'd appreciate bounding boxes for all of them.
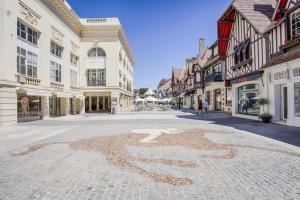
[88,47,106,57]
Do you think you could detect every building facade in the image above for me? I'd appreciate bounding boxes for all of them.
[262,0,300,127]
[218,0,276,120]
[0,0,134,125]
[202,42,232,112]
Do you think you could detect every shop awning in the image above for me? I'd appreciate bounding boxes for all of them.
[56,92,73,98]
[26,90,52,97]
[76,95,85,100]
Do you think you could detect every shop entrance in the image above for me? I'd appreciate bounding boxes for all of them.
[49,96,61,117]
[85,96,111,113]
[214,89,222,111]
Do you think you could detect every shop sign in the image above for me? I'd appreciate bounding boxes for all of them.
[229,71,261,85]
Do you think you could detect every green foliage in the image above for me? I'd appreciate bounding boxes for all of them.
[139,88,148,95]
[257,98,269,106]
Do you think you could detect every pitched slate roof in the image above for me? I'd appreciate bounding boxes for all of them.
[172,68,184,82]
[199,49,212,67]
[233,0,276,33]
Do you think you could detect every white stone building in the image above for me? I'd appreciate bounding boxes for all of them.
[0,0,135,125]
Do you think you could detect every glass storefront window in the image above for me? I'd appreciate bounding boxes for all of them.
[206,91,211,105]
[237,84,260,116]
[295,83,300,117]
[226,87,232,106]
[17,95,41,122]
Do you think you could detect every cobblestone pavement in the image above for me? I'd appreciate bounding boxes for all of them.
[0,111,300,200]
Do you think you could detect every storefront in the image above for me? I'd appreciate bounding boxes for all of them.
[229,71,263,120]
[264,60,300,127]
[49,93,72,117]
[17,94,42,122]
[84,92,111,113]
[237,84,260,116]
[69,95,85,115]
[17,89,52,122]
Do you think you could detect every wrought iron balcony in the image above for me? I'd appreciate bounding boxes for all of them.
[204,72,223,84]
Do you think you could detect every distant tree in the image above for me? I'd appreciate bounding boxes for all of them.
[139,88,148,95]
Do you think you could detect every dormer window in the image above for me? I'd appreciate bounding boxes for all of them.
[291,9,300,37]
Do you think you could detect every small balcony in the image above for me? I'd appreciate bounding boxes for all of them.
[50,81,64,89]
[204,72,223,84]
[16,75,41,86]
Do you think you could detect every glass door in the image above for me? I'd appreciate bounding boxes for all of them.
[214,89,222,111]
[281,86,288,120]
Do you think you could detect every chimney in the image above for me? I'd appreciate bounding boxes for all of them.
[199,38,206,59]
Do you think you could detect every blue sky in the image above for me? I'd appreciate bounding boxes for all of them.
[68,0,231,89]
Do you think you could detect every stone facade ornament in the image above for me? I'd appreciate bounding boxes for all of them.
[71,42,80,55]
[51,26,64,45]
[19,2,40,26]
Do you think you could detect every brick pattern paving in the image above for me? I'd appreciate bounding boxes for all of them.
[0,112,299,200]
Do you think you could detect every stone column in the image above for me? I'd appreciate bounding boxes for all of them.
[41,96,50,119]
[102,96,105,110]
[96,97,100,111]
[89,96,92,112]
[0,87,17,125]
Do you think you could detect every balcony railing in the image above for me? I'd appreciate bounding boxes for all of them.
[50,81,64,89]
[204,72,223,84]
[16,75,41,86]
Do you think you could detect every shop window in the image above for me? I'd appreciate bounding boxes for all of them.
[226,87,232,106]
[51,41,63,58]
[50,61,62,82]
[17,21,38,45]
[291,9,300,37]
[87,69,106,86]
[206,91,211,105]
[17,47,37,78]
[295,82,300,117]
[237,84,260,116]
[17,95,41,122]
[70,53,79,66]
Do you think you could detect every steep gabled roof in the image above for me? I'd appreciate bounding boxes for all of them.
[218,0,276,60]
[234,0,276,33]
[199,49,212,67]
[172,68,184,83]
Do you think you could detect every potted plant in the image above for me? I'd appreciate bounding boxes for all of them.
[257,98,272,123]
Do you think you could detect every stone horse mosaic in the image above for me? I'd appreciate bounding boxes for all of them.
[15,128,300,185]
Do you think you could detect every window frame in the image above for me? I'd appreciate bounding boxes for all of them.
[290,8,300,37]
[50,41,63,58]
[17,47,38,78]
[50,61,62,82]
[17,21,38,45]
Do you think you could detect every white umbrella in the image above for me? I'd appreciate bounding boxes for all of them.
[144,96,158,102]
[144,88,156,96]
[134,97,146,102]
[160,98,172,102]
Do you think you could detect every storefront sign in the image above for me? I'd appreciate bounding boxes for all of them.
[229,71,262,85]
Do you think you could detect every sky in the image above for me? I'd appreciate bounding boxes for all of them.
[68,0,231,89]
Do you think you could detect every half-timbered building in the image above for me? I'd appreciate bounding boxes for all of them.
[183,58,198,109]
[202,41,232,112]
[262,0,300,127]
[218,0,276,119]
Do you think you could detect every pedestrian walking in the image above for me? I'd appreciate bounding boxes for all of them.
[198,100,203,116]
[203,99,209,116]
